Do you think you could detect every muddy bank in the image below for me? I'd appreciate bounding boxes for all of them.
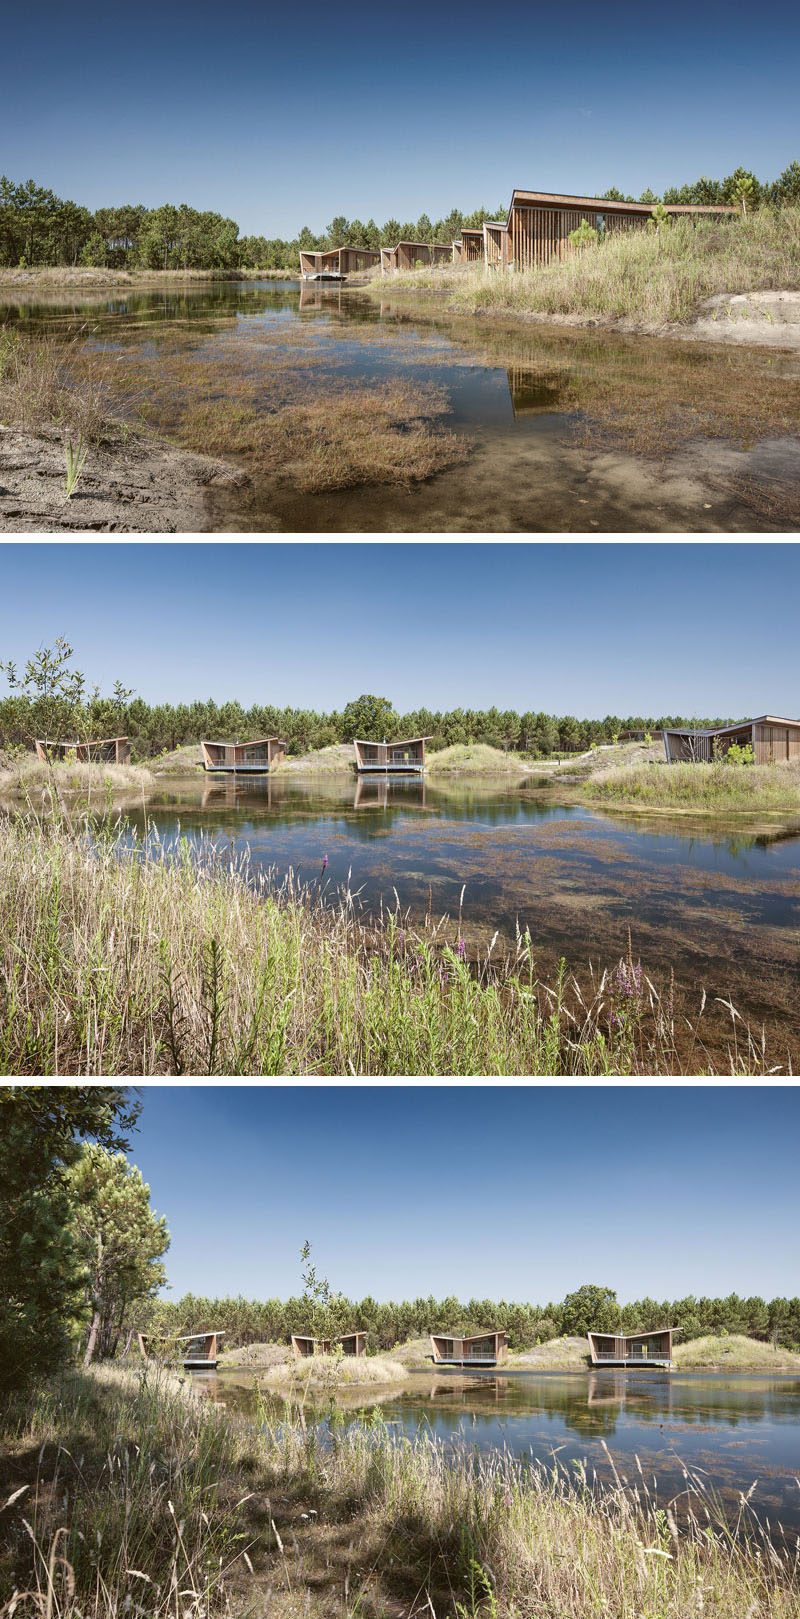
[0,267,297,289]
[0,421,250,533]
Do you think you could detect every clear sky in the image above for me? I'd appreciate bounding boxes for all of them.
[3,0,799,236]
[2,541,799,718]
[127,1086,800,1303]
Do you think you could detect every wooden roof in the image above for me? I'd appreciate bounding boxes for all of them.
[354,735,432,747]
[201,737,285,747]
[144,1330,225,1342]
[509,188,737,218]
[588,1327,674,1340]
[37,735,128,745]
[663,716,800,736]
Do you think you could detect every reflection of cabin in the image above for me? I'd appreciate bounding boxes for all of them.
[200,738,286,774]
[587,1328,675,1367]
[291,1332,367,1359]
[430,1331,509,1366]
[137,1330,224,1368]
[353,736,430,775]
[354,776,427,809]
[300,247,380,279]
[662,716,800,764]
[35,736,131,765]
[381,241,451,273]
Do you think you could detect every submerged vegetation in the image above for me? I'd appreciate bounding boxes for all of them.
[0,812,780,1077]
[383,208,800,326]
[2,1365,799,1619]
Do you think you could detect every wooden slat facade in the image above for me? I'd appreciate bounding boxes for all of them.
[353,735,431,774]
[201,738,287,773]
[663,716,800,764]
[587,1328,675,1367]
[382,241,451,273]
[35,736,131,765]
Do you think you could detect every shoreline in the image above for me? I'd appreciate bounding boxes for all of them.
[0,266,299,289]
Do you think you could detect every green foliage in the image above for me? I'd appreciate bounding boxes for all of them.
[650,201,670,230]
[340,692,399,741]
[63,433,88,499]
[68,1144,170,1365]
[569,220,599,249]
[723,741,755,766]
[0,1089,138,1393]
[561,1283,620,1337]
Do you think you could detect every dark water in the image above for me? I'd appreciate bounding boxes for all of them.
[194,1366,800,1538]
[3,278,798,531]
[123,774,800,1061]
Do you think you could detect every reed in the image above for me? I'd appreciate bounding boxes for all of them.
[584,759,800,810]
[0,811,778,1076]
[0,812,777,1076]
[2,1366,798,1619]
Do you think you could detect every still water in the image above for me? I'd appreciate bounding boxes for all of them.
[124,775,800,1062]
[194,1367,800,1538]
[3,278,799,530]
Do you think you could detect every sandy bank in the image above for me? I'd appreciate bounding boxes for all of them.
[0,421,250,533]
[0,266,297,289]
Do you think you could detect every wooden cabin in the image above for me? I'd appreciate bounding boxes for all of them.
[662,716,800,764]
[200,738,286,774]
[137,1330,224,1369]
[505,189,737,271]
[35,736,131,765]
[353,736,431,775]
[457,227,485,263]
[430,1331,509,1367]
[291,1332,367,1359]
[587,1328,675,1368]
[381,241,451,273]
[300,247,380,279]
[483,221,509,269]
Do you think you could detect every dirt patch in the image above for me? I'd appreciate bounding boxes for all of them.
[0,421,250,533]
[680,290,800,348]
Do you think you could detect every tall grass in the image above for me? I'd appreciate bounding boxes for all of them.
[381,209,800,326]
[0,327,115,441]
[2,1366,798,1619]
[0,812,775,1075]
[585,760,800,810]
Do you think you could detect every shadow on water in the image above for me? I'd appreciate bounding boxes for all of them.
[108,773,800,1062]
[192,1366,800,1539]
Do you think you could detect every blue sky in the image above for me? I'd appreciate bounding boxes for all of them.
[3,0,799,236]
[127,1086,800,1302]
[2,542,799,718]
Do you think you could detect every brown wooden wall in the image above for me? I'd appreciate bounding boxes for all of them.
[754,723,800,763]
[509,205,647,270]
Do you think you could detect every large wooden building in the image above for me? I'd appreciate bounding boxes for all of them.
[353,736,431,775]
[662,716,800,764]
[200,738,286,774]
[453,191,737,273]
[587,1328,675,1368]
[35,736,131,765]
[430,1331,509,1367]
[137,1330,224,1369]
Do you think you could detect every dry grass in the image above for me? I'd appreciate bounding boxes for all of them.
[0,811,783,1076]
[0,327,118,442]
[674,1334,800,1370]
[509,1335,590,1368]
[261,1355,407,1390]
[2,1365,799,1619]
[585,759,800,811]
[0,759,154,796]
[383,210,800,326]
[217,1342,292,1368]
[427,744,533,775]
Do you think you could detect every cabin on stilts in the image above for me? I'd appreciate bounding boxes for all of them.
[662,716,800,763]
[35,736,131,765]
[291,1332,368,1359]
[137,1330,224,1369]
[200,738,286,774]
[587,1328,676,1368]
[381,241,451,273]
[353,736,431,775]
[300,247,380,280]
[430,1331,509,1367]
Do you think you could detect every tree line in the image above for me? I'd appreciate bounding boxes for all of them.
[0,654,736,762]
[2,161,799,271]
[143,1283,800,1354]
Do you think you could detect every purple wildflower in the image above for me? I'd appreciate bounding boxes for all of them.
[322,853,328,871]
[615,960,643,998]
[457,937,467,960]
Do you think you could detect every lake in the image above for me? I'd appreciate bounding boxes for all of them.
[3,278,799,531]
[121,774,800,1065]
[193,1366,800,1540]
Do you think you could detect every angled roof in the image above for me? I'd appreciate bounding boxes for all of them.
[588,1327,675,1340]
[202,737,285,747]
[663,716,800,737]
[509,188,737,219]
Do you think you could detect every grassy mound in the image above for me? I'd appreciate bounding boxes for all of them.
[261,1353,407,1389]
[584,759,800,811]
[675,1334,800,1370]
[510,1336,590,1368]
[381,208,800,327]
[427,742,532,774]
[0,758,154,795]
[217,1341,291,1368]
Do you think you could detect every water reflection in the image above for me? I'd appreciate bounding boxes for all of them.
[195,1367,800,1537]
